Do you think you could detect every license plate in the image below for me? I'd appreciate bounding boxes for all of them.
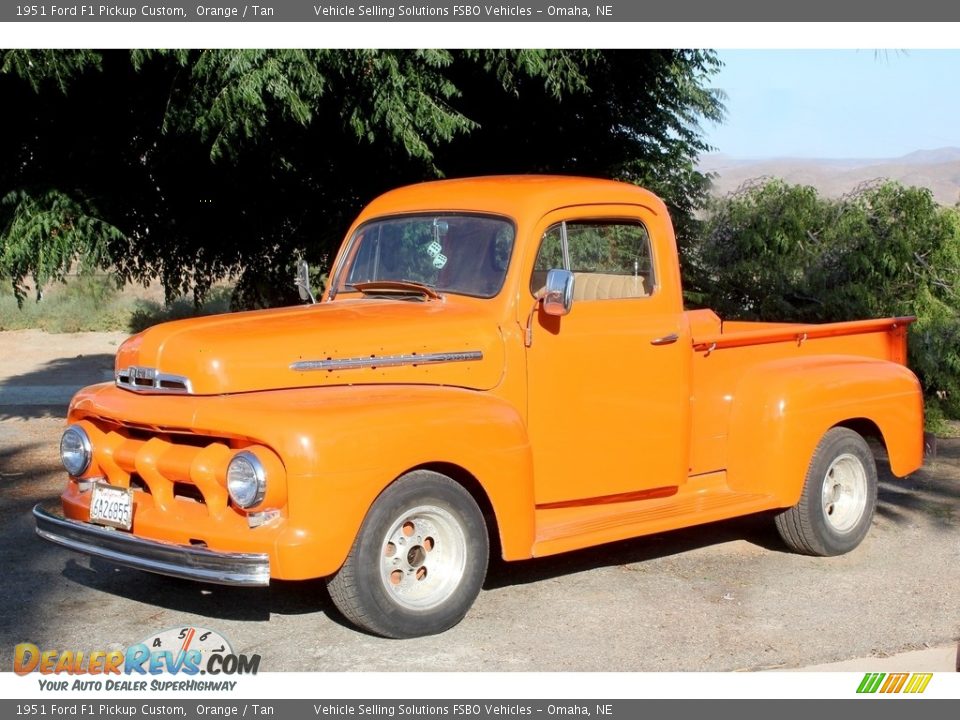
[89,482,133,530]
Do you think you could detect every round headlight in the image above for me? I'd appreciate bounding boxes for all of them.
[60,426,92,476]
[227,451,266,508]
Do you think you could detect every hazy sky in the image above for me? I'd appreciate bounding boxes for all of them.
[703,50,960,159]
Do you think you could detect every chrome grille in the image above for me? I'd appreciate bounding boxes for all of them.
[116,366,193,394]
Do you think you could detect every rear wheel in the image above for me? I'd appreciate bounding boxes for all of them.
[327,470,489,638]
[775,427,878,556]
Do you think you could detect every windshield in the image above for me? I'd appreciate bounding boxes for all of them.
[335,214,515,299]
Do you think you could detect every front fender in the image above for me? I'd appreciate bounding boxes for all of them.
[68,384,534,580]
[192,385,534,578]
[726,355,923,506]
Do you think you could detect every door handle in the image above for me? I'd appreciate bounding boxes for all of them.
[650,333,679,346]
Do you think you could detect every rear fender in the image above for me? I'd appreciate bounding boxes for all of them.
[726,355,923,506]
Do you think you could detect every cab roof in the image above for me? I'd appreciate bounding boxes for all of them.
[357,175,667,223]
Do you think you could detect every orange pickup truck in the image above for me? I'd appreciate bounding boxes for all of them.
[35,176,924,638]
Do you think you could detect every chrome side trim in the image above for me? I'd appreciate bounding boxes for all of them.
[33,504,270,587]
[116,366,193,395]
[290,350,483,372]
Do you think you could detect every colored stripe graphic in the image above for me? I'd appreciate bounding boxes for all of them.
[857,672,932,694]
[857,673,885,693]
[903,673,933,694]
[880,673,909,693]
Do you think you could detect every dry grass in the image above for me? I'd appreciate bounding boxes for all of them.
[0,275,233,333]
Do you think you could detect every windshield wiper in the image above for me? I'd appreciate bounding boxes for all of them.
[352,280,442,301]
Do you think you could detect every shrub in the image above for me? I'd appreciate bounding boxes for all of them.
[693,180,960,424]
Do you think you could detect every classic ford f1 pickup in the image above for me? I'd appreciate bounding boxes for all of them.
[35,176,924,637]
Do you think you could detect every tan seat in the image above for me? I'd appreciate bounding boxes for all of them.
[573,272,647,301]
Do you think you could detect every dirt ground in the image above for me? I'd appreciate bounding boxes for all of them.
[1,330,958,672]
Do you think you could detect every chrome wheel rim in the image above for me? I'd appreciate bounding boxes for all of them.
[821,453,868,533]
[379,504,467,610]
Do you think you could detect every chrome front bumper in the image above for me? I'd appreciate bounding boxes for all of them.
[33,504,270,587]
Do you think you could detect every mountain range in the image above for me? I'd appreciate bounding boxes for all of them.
[700,147,960,205]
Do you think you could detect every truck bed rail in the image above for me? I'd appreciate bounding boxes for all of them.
[692,316,915,353]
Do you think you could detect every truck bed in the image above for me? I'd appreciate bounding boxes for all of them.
[686,309,914,477]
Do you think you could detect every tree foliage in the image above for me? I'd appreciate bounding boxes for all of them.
[437,50,723,232]
[0,49,723,308]
[0,189,121,303]
[0,49,101,93]
[693,179,960,420]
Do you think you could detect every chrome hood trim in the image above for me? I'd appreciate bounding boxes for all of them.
[114,299,505,394]
[291,350,483,372]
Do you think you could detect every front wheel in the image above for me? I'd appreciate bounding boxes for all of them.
[327,470,489,638]
[775,427,878,556]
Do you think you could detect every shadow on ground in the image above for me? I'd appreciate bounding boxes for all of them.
[32,509,785,640]
[875,443,960,531]
[61,560,336,624]
[0,353,114,420]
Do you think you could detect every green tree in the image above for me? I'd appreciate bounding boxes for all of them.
[0,49,724,308]
[693,179,832,318]
[822,184,960,420]
[436,50,723,228]
[694,179,960,421]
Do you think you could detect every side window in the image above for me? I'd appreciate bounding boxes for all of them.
[529,225,563,294]
[529,220,655,300]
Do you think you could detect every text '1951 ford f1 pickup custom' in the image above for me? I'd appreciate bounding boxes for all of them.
[34,176,924,638]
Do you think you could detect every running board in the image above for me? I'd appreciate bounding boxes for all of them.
[532,472,776,557]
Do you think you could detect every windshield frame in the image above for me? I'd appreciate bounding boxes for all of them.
[329,212,517,301]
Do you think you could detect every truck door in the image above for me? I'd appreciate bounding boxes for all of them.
[524,205,691,505]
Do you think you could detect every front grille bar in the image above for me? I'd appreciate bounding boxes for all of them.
[116,366,193,394]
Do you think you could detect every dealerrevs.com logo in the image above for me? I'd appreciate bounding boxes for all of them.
[14,627,260,692]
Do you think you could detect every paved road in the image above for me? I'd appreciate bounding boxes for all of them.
[0,383,112,406]
[1,331,958,672]
[0,329,121,411]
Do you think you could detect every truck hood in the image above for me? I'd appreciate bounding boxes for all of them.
[114,299,505,396]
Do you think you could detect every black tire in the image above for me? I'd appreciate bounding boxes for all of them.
[775,427,878,556]
[327,470,489,638]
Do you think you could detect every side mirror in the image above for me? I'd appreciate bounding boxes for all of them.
[542,268,575,317]
[295,260,316,304]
